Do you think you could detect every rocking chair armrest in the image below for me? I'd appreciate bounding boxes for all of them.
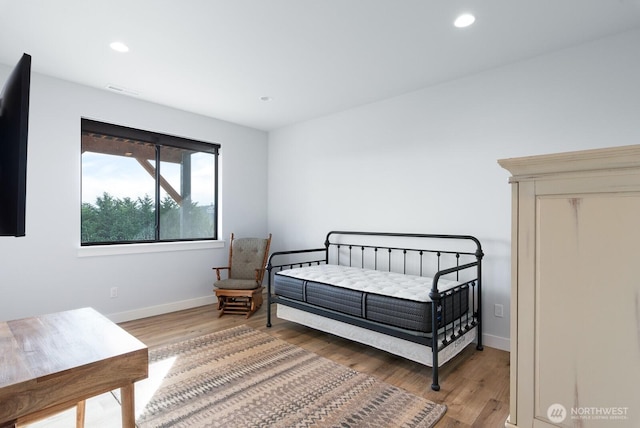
[254,267,267,283]
[212,266,230,281]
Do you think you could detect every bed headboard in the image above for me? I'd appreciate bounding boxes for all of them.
[267,230,483,284]
[324,231,483,282]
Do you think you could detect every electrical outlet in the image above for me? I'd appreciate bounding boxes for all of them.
[110,287,118,298]
[494,303,504,318]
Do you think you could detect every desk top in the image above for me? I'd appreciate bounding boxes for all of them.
[0,307,148,423]
[0,307,147,387]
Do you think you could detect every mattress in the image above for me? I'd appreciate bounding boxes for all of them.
[274,265,469,333]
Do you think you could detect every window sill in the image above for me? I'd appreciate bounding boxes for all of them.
[77,240,225,258]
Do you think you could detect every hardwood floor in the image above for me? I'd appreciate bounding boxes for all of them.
[26,303,510,427]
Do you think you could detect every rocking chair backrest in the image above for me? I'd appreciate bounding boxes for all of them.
[229,235,271,283]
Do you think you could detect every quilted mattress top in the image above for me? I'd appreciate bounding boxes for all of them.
[275,264,461,302]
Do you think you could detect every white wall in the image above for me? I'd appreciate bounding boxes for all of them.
[0,70,268,322]
[267,29,640,350]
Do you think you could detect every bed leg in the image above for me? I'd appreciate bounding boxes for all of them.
[266,269,273,328]
[475,259,483,351]
[431,350,440,391]
[475,321,483,350]
[431,364,440,391]
[431,333,440,391]
[430,290,441,391]
[475,311,483,350]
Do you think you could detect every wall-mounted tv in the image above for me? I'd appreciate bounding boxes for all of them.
[0,53,31,237]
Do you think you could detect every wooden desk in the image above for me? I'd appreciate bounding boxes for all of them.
[0,307,148,428]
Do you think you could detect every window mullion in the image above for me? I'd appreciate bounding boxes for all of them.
[155,145,161,241]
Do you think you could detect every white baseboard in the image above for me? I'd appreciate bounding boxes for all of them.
[106,295,217,323]
[482,332,510,352]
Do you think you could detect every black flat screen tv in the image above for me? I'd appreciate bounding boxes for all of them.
[0,53,31,237]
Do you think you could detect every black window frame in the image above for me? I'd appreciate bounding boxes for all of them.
[81,118,220,246]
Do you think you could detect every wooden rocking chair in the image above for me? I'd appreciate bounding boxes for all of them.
[213,233,272,318]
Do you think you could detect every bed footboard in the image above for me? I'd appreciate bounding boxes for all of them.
[266,231,483,391]
[265,247,327,328]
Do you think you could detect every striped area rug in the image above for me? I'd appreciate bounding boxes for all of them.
[136,325,446,427]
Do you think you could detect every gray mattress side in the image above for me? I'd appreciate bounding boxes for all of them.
[274,273,469,333]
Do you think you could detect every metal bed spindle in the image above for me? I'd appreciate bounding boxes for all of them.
[403,249,407,274]
[374,247,378,270]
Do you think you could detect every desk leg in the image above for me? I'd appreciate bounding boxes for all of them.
[120,384,135,428]
[76,401,86,428]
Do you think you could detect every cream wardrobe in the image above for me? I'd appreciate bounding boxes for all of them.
[499,145,640,428]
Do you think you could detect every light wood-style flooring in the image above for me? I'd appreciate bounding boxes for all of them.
[25,303,510,427]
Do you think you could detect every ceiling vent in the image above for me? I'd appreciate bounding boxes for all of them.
[105,84,139,96]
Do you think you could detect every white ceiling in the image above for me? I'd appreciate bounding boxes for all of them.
[1,0,640,131]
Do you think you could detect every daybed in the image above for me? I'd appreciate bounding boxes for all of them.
[266,231,483,391]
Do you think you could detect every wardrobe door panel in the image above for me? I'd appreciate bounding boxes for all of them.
[535,193,640,427]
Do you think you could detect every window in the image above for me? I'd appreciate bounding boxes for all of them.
[81,119,219,245]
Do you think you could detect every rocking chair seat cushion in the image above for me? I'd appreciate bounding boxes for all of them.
[215,278,260,290]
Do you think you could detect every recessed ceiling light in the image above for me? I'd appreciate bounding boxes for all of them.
[454,13,476,28]
[260,96,273,102]
[110,41,129,53]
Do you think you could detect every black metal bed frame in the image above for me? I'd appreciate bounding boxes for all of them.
[266,231,484,391]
